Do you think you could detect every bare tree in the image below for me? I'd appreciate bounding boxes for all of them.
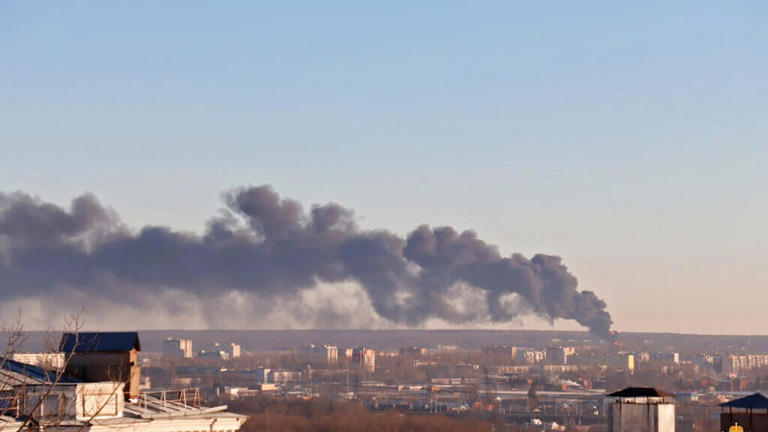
[0,311,128,432]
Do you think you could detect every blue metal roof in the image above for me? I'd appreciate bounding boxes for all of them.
[59,332,141,353]
[0,357,80,383]
[720,393,768,409]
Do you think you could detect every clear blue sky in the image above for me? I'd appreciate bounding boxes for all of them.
[1,1,767,333]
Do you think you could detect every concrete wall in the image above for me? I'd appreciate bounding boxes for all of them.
[609,402,675,432]
[66,350,140,399]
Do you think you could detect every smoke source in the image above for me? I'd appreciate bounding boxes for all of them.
[0,186,612,336]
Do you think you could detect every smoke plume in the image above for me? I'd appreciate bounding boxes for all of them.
[0,186,612,336]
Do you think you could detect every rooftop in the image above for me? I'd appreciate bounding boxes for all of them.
[0,357,80,386]
[720,393,768,410]
[608,387,674,399]
[60,332,141,353]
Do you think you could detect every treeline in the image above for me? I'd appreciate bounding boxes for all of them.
[229,397,497,432]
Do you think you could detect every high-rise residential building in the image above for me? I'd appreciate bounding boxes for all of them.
[228,343,241,359]
[545,346,575,365]
[304,344,338,365]
[352,346,376,373]
[163,337,194,359]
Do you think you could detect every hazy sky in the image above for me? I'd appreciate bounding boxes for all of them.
[1,2,767,333]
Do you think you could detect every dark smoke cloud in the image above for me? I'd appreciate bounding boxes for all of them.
[0,186,612,336]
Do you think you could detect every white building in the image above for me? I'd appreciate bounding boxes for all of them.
[228,343,241,359]
[252,368,271,383]
[0,333,246,432]
[12,352,65,370]
[268,370,302,384]
[607,387,675,432]
[517,349,546,364]
[352,346,375,373]
[198,343,230,360]
[653,352,679,365]
[545,346,575,365]
[162,337,194,359]
[304,344,338,365]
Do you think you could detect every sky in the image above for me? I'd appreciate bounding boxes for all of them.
[1,1,767,334]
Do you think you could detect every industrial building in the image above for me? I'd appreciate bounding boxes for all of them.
[0,332,247,432]
[607,387,675,432]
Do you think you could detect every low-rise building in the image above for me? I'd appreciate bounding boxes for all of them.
[268,370,302,384]
[607,387,675,432]
[399,347,428,357]
[0,332,247,432]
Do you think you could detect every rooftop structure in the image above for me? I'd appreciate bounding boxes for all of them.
[607,387,675,432]
[60,331,141,400]
[720,393,768,431]
[60,332,141,353]
[0,332,247,432]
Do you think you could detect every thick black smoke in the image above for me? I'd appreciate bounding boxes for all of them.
[0,186,612,336]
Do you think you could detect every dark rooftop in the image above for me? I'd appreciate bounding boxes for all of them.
[720,393,768,410]
[60,332,141,353]
[608,387,674,398]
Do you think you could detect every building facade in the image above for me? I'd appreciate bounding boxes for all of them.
[607,387,675,432]
[162,337,194,359]
[352,346,376,373]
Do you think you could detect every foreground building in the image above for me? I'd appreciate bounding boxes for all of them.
[0,332,247,432]
[720,393,768,431]
[607,387,675,432]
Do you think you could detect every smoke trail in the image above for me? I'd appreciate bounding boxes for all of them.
[0,186,612,336]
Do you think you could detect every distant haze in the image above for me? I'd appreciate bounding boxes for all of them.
[0,186,610,336]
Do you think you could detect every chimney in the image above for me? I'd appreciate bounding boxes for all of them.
[60,332,142,400]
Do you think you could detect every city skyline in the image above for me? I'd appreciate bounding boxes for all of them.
[2,2,768,334]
